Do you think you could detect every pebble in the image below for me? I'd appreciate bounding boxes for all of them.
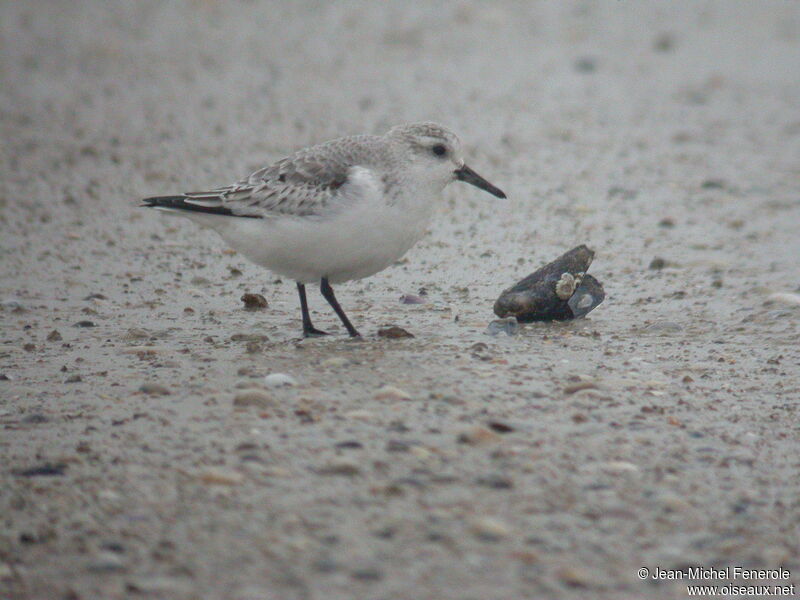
[97,489,121,502]
[318,459,360,476]
[232,389,274,408]
[241,292,269,310]
[74,320,95,327]
[65,374,82,383]
[649,257,667,270]
[335,440,363,449]
[100,540,125,553]
[126,577,194,595]
[485,316,519,336]
[263,373,297,388]
[345,409,374,421]
[767,292,800,307]
[46,329,62,342]
[563,380,598,394]
[607,186,638,200]
[653,32,675,53]
[374,385,412,401]
[399,294,427,304]
[457,426,501,446]
[660,493,692,513]
[470,516,511,541]
[409,446,432,460]
[386,440,412,452]
[313,557,340,573]
[658,217,676,227]
[643,320,683,333]
[236,366,261,377]
[440,395,466,405]
[487,421,515,433]
[321,356,350,368]
[234,380,262,389]
[139,383,171,396]
[87,551,126,573]
[22,414,48,424]
[574,56,596,73]
[600,461,639,475]
[124,327,151,340]
[469,342,492,360]
[263,467,291,478]
[377,325,415,339]
[701,178,726,189]
[0,298,26,311]
[13,463,67,477]
[196,467,244,485]
[230,333,269,342]
[475,474,514,489]
[556,565,592,588]
[350,566,384,581]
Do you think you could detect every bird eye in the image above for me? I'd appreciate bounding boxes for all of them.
[432,144,447,157]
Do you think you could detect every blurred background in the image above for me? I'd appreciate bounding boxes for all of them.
[2,2,799,264]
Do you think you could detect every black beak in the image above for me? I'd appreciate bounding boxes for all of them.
[454,165,506,199]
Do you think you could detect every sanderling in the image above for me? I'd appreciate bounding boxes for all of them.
[142,122,506,337]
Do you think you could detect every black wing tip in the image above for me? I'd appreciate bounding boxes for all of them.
[141,195,184,208]
[140,195,261,218]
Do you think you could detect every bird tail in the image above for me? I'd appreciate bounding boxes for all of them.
[140,195,260,218]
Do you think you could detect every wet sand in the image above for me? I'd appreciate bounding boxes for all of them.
[2,2,799,598]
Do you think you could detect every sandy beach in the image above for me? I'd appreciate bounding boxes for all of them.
[2,2,799,598]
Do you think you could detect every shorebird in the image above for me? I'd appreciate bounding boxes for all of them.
[142,122,506,337]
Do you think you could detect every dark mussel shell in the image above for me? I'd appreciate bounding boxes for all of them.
[493,245,605,322]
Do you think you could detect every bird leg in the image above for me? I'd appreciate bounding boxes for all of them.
[320,277,361,337]
[297,282,329,337]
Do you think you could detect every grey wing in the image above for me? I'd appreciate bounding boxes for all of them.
[183,135,383,218]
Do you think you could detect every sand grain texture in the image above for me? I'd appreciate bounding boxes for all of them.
[1,2,799,599]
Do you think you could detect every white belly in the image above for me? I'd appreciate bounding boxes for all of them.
[204,200,434,284]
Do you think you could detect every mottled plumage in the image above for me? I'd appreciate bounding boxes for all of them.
[180,135,392,218]
[142,122,506,337]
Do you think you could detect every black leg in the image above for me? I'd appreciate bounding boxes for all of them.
[320,277,361,337]
[297,282,328,337]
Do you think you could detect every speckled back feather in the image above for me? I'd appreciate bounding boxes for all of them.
[183,134,391,218]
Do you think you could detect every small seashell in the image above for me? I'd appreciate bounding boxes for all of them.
[241,293,269,310]
[263,373,297,388]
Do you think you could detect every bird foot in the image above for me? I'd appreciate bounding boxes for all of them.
[303,327,330,338]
